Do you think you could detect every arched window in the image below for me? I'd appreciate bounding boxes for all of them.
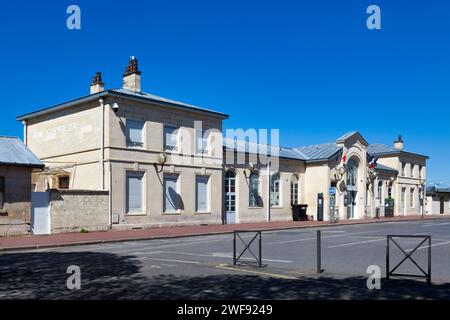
[249,172,260,207]
[346,158,358,186]
[271,173,281,207]
[291,175,299,206]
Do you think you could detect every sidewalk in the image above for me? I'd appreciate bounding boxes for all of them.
[1,215,447,252]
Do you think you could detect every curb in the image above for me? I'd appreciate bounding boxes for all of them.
[0,216,446,253]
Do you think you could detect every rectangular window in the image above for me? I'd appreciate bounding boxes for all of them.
[402,163,407,176]
[126,172,144,213]
[126,119,144,148]
[410,188,415,208]
[196,129,209,155]
[195,176,209,212]
[419,165,423,179]
[0,176,4,209]
[164,126,179,151]
[58,176,70,189]
[164,175,179,213]
[411,164,415,178]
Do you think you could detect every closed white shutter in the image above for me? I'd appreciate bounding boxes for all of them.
[127,120,144,147]
[164,126,178,150]
[196,176,209,212]
[127,173,144,213]
[164,175,179,212]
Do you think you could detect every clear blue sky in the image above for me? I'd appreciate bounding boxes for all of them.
[0,1,449,183]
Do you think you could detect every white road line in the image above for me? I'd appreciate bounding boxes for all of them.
[86,237,230,254]
[211,253,292,263]
[158,251,293,263]
[267,230,376,245]
[421,222,450,227]
[407,240,450,252]
[138,257,201,264]
[327,238,385,248]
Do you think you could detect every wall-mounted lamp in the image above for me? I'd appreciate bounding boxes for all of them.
[244,162,256,177]
[154,152,167,173]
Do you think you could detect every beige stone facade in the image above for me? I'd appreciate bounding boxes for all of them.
[16,58,429,232]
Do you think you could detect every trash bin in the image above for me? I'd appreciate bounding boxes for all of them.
[299,204,308,221]
[292,205,301,221]
[292,204,308,221]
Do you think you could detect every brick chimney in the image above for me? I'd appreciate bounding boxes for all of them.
[394,134,404,150]
[90,72,105,94]
[122,56,141,92]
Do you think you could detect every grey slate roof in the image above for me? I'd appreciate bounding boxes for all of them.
[426,185,450,194]
[17,88,229,121]
[374,163,397,173]
[293,143,342,161]
[367,143,428,159]
[223,138,307,161]
[367,143,399,155]
[0,136,44,168]
[110,88,229,118]
[336,131,359,142]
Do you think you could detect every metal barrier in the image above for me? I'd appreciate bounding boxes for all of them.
[233,230,263,268]
[386,235,431,284]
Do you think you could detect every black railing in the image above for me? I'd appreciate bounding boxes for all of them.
[386,235,431,284]
[233,230,263,268]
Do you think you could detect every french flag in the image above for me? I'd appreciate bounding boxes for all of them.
[368,157,378,170]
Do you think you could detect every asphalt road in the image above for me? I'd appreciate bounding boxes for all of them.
[2,219,450,299]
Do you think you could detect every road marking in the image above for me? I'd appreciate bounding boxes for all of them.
[267,230,376,245]
[216,264,298,279]
[138,257,201,264]
[421,222,450,227]
[211,252,292,263]
[157,251,293,263]
[327,238,385,248]
[406,240,450,252]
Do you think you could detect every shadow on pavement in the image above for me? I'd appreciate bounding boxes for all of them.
[1,251,450,299]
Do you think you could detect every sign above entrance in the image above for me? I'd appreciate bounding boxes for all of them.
[328,187,336,195]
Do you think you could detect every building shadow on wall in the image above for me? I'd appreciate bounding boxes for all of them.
[2,251,450,299]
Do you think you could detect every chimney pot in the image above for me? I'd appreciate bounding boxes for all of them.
[122,56,141,92]
[90,72,105,94]
[394,134,404,150]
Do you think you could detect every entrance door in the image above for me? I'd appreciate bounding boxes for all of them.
[440,197,445,214]
[225,171,236,224]
[31,191,50,235]
[347,190,356,219]
[317,193,324,221]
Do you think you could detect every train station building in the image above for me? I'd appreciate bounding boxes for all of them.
[15,57,430,233]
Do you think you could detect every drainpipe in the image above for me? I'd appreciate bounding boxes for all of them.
[22,120,27,145]
[109,161,113,229]
[267,159,271,222]
[99,98,105,190]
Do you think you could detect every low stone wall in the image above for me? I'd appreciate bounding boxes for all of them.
[49,189,109,233]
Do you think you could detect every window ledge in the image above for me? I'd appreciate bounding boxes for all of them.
[195,211,211,215]
[162,212,182,216]
[248,206,263,209]
[0,209,7,216]
[125,213,147,216]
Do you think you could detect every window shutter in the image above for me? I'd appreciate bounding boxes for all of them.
[196,176,209,212]
[127,120,144,146]
[164,175,178,212]
[127,173,143,213]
